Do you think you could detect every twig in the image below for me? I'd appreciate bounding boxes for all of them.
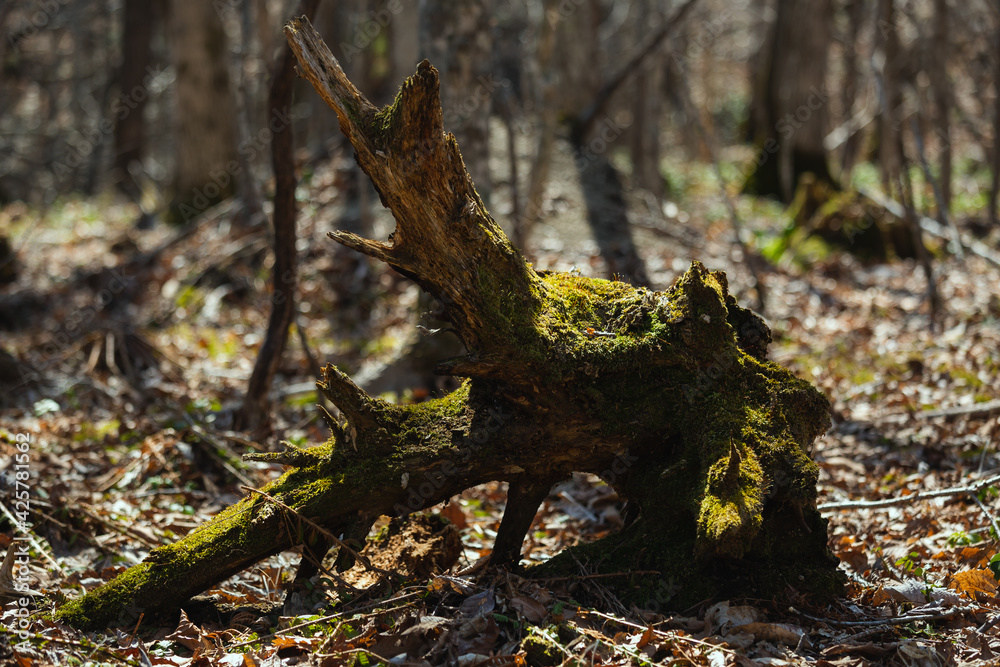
[908,115,963,259]
[970,494,1000,543]
[857,187,1000,269]
[573,0,700,144]
[296,316,323,382]
[0,626,143,666]
[791,604,976,627]
[25,504,117,557]
[225,590,423,649]
[77,503,160,551]
[186,418,255,487]
[581,608,739,656]
[293,316,337,419]
[819,472,1000,511]
[914,398,1000,421]
[537,570,661,582]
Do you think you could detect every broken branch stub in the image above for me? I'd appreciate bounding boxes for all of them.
[54,18,841,631]
[285,18,539,364]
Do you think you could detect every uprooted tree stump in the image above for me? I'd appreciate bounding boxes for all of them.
[56,18,843,631]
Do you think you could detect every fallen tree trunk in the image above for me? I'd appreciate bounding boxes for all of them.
[56,18,842,631]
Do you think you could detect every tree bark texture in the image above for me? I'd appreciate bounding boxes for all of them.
[56,18,842,631]
[114,0,158,192]
[628,0,664,200]
[745,0,835,202]
[166,0,239,214]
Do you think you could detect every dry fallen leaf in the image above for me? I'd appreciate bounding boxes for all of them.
[949,569,999,600]
[509,594,548,623]
[165,609,209,652]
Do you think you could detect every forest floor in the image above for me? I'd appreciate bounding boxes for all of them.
[1,130,999,665]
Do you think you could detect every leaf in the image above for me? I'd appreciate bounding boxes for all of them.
[509,594,548,623]
[949,569,999,600]
[438,502,467,529]
[165,609,208,652]
[271,635,320,650]
[459,589,496,618]
[883,578,927,604]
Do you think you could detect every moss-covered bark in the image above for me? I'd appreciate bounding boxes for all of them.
[56,18,842,630]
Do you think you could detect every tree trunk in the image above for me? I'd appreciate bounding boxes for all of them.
[876,0,903,197]
[113,0,159,196]
[838,0,866,175]
[628,0,664,200]
[875,0,940,320]
[236,0,320,434]
[744,0,836,202]
[56,18,842,631]
[990,5,1000,229]
[930,0,951,211]
[165,0,239,221]
[518,0,560,246]
[563,0,696,286]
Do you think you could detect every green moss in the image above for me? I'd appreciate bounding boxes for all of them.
[60,261,841,628]
[517,261,840,604]
[522,632,564,667]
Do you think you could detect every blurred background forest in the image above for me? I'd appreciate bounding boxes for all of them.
[2,0,1000,663]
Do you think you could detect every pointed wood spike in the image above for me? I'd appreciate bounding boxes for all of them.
[327,231,397,265]
[723,439,742,487]
[383,59,446,154]
[317,364,378,439]
[317,403,339,432]
[284,17,377,141]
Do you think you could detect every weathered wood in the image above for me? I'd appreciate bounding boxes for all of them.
[56,18,841,631]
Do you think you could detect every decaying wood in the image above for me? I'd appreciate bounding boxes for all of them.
[56,18,841,631]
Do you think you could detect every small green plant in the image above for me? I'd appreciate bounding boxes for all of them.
[896,552,938,597]
[977,486,999,503]
[895,551,924,578]
[946,530,979,547]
